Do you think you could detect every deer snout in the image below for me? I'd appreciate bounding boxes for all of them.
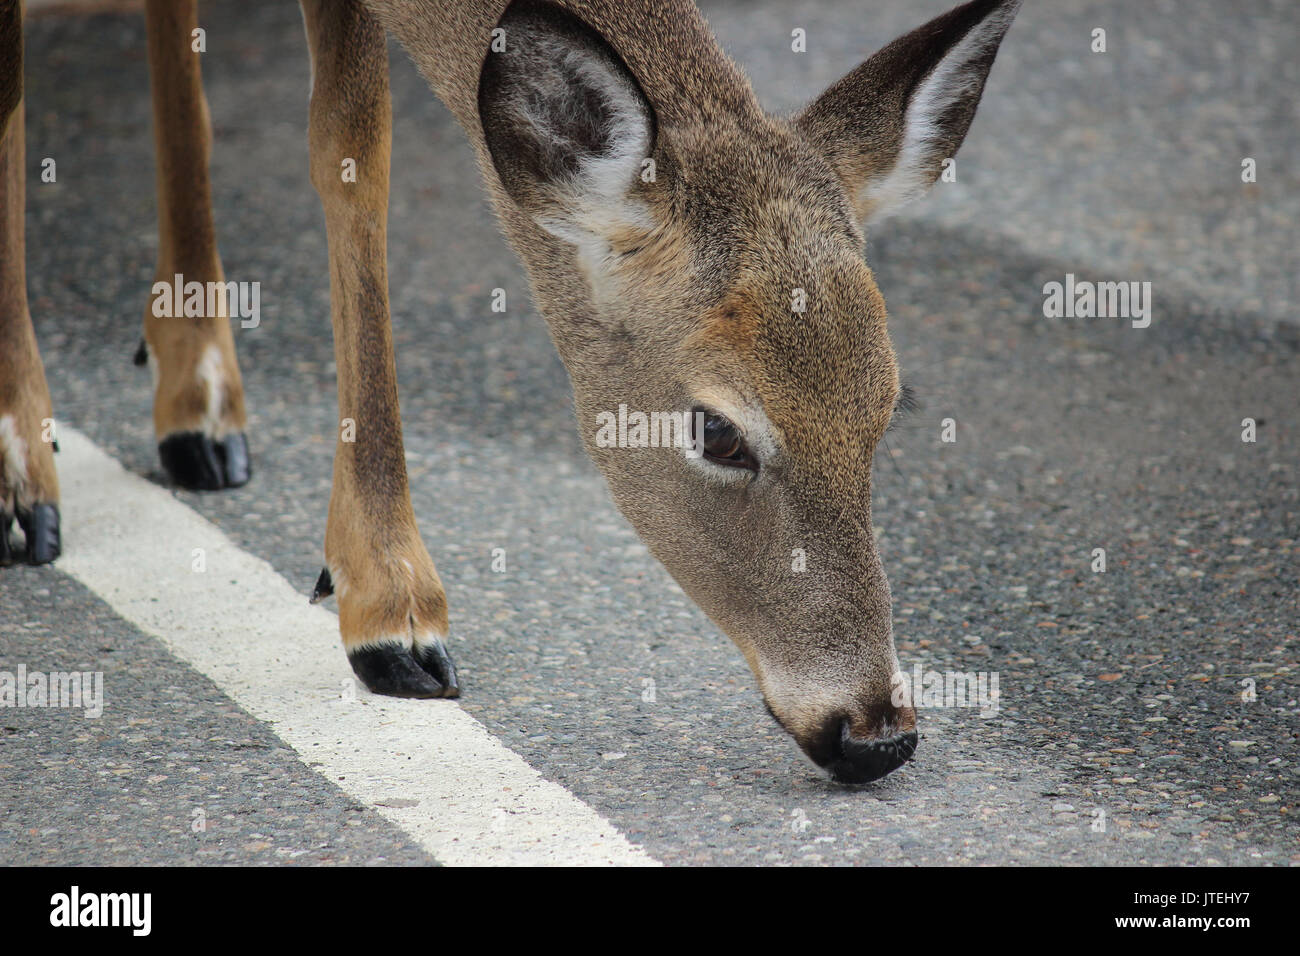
[775,698,918,785]
[817,718,917,784]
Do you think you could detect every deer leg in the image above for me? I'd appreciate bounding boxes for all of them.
[300,0,458,698]
[0,0,60,566]
[142,0,249,490]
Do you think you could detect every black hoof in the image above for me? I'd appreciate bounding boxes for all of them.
[2,504,61,566]
[158,431,251,491]
[309,566,334,604]
[415,639,461,699]
[0,512,14,566]
[347,640,460,699]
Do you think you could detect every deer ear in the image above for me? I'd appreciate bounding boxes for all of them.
[796,0,1020,223]
[478,1,656,258]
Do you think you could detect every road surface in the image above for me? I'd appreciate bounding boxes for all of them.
[2,0,1296,865]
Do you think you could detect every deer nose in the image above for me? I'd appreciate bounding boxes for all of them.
[821,719,917,784]
[790,704,917,784]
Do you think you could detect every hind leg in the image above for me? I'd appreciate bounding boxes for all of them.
[0,0,60,566]
[141,0,249,490]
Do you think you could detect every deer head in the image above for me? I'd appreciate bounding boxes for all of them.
[478,0,1021,782]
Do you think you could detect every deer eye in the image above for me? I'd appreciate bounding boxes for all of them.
[693,408,757,472]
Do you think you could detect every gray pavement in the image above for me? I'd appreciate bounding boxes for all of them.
[2,0,1296,865]
[1,570,434,865]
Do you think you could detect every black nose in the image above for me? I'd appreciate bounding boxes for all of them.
[825,719,917,784]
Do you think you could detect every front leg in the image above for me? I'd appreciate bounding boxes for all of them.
[302,0,458,698]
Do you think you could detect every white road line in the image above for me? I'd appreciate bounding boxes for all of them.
[53,426,658,867]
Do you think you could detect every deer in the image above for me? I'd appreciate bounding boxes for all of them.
[0,0,1021,783]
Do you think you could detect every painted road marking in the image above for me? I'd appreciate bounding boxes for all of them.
[54,426,658,867]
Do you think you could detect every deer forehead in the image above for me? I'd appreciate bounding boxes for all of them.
[674,280,898,476]
[689,255,897,395]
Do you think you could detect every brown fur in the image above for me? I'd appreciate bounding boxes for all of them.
[1,0,1020,772]
[141,0,246,440]
[360,0,1018,757]
[0,0,60,517]
[300,0,450,662]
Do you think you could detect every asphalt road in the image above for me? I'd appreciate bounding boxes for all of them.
[2,0,1296,865]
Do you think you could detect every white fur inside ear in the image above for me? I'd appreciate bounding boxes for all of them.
[861,2,1019,221]
[517,37,655,260]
